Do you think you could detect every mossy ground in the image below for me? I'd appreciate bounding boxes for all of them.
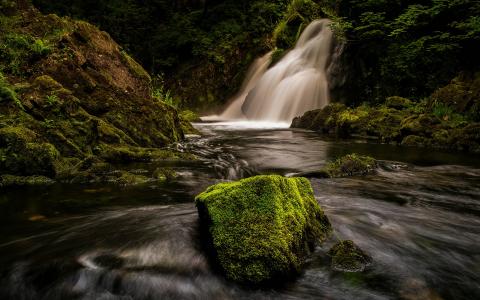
[0,6,191,186]
[292,73,480,153]
[195,175,331,285]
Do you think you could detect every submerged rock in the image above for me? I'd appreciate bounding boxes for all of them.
[195,175,331,285]
[328,240,372,272]
[321,154,377,178]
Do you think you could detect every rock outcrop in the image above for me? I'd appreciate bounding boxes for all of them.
[195,175,332,285]
[0,5,188,183]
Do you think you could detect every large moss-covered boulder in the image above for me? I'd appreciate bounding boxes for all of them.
[195,175,332,285]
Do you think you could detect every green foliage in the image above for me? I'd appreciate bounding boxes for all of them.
[0,32,51,76]
[324,0,480,104]
[273,0,322,49]
[152,75,179,108]
[195,175,331,285]
[33,0,290,109]
[0,0,16,11]
[45,94,59,106]
[0,72,24,110]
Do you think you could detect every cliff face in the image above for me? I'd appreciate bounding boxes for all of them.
[0,5,185,180]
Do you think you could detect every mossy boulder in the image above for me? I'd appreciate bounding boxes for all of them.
[0,7,192,181]
[385,96,412,110]
[152,167,177,182]
[0,126,61,176]
[328,240,372,272]
[320,154,377,178]
[429,72,480,121]
[195,175,332,285]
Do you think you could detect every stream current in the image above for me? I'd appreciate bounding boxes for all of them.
[0,122,479,300]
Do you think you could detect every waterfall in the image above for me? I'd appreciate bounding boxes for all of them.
[215,51,273,120]
[208,19,334,123]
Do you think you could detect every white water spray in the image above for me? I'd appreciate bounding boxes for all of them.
[208,19,334,123]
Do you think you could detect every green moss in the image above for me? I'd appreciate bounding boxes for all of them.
[0,126,61,176]
[385,96,412,109]
[321,154,377,178]
[0,33,51,76]
[328,240,372,272]
[0,174,55,188]
[273,0,322,49]
[114,171,150,186]
[121,50,151,82]
[0,8,188,181]
[0,72,24,110]
[401,135,428,147]
[33,75,63,91]
[96,143,194,163]
[152,167,177,182]
[195,175,331,285]
[179,110,200,122]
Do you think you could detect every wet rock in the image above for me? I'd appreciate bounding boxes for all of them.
[152,167,177,182]
[321,154,377,178]
[0,174,55,188]
[328,240,372,272]
[195,175,331,285]
[401,135,429,147]
[0,127,61,177]
[0,7,190,180]
[385,96,412,110]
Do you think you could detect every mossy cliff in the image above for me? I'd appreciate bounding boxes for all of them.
[0,5,188,183]
[292,73,480,153]
[195,175,332,285]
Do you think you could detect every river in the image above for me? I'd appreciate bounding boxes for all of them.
[0,122,479,300]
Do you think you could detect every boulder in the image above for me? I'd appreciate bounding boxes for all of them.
[195,175,331,285]
[321,154,377,178]
[328,240,372,272]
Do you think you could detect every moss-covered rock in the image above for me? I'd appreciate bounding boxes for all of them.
[195,175,332,285]
[179,110,201,134]
[179,110,201,122]
[385,96,412,110]
[320,154,377,178]
[328,240,372,272]
[96,143,194,163]
[429,72,480,121]
[291,89,480,153]
[0,6,193,181]
[0,174,55,188]
[152,167,177,182]
[0,126,61,176]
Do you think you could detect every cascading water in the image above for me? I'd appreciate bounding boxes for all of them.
[211,19,334,123]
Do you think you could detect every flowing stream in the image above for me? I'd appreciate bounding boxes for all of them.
[1,122,479,300]
[208,19,334,122]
